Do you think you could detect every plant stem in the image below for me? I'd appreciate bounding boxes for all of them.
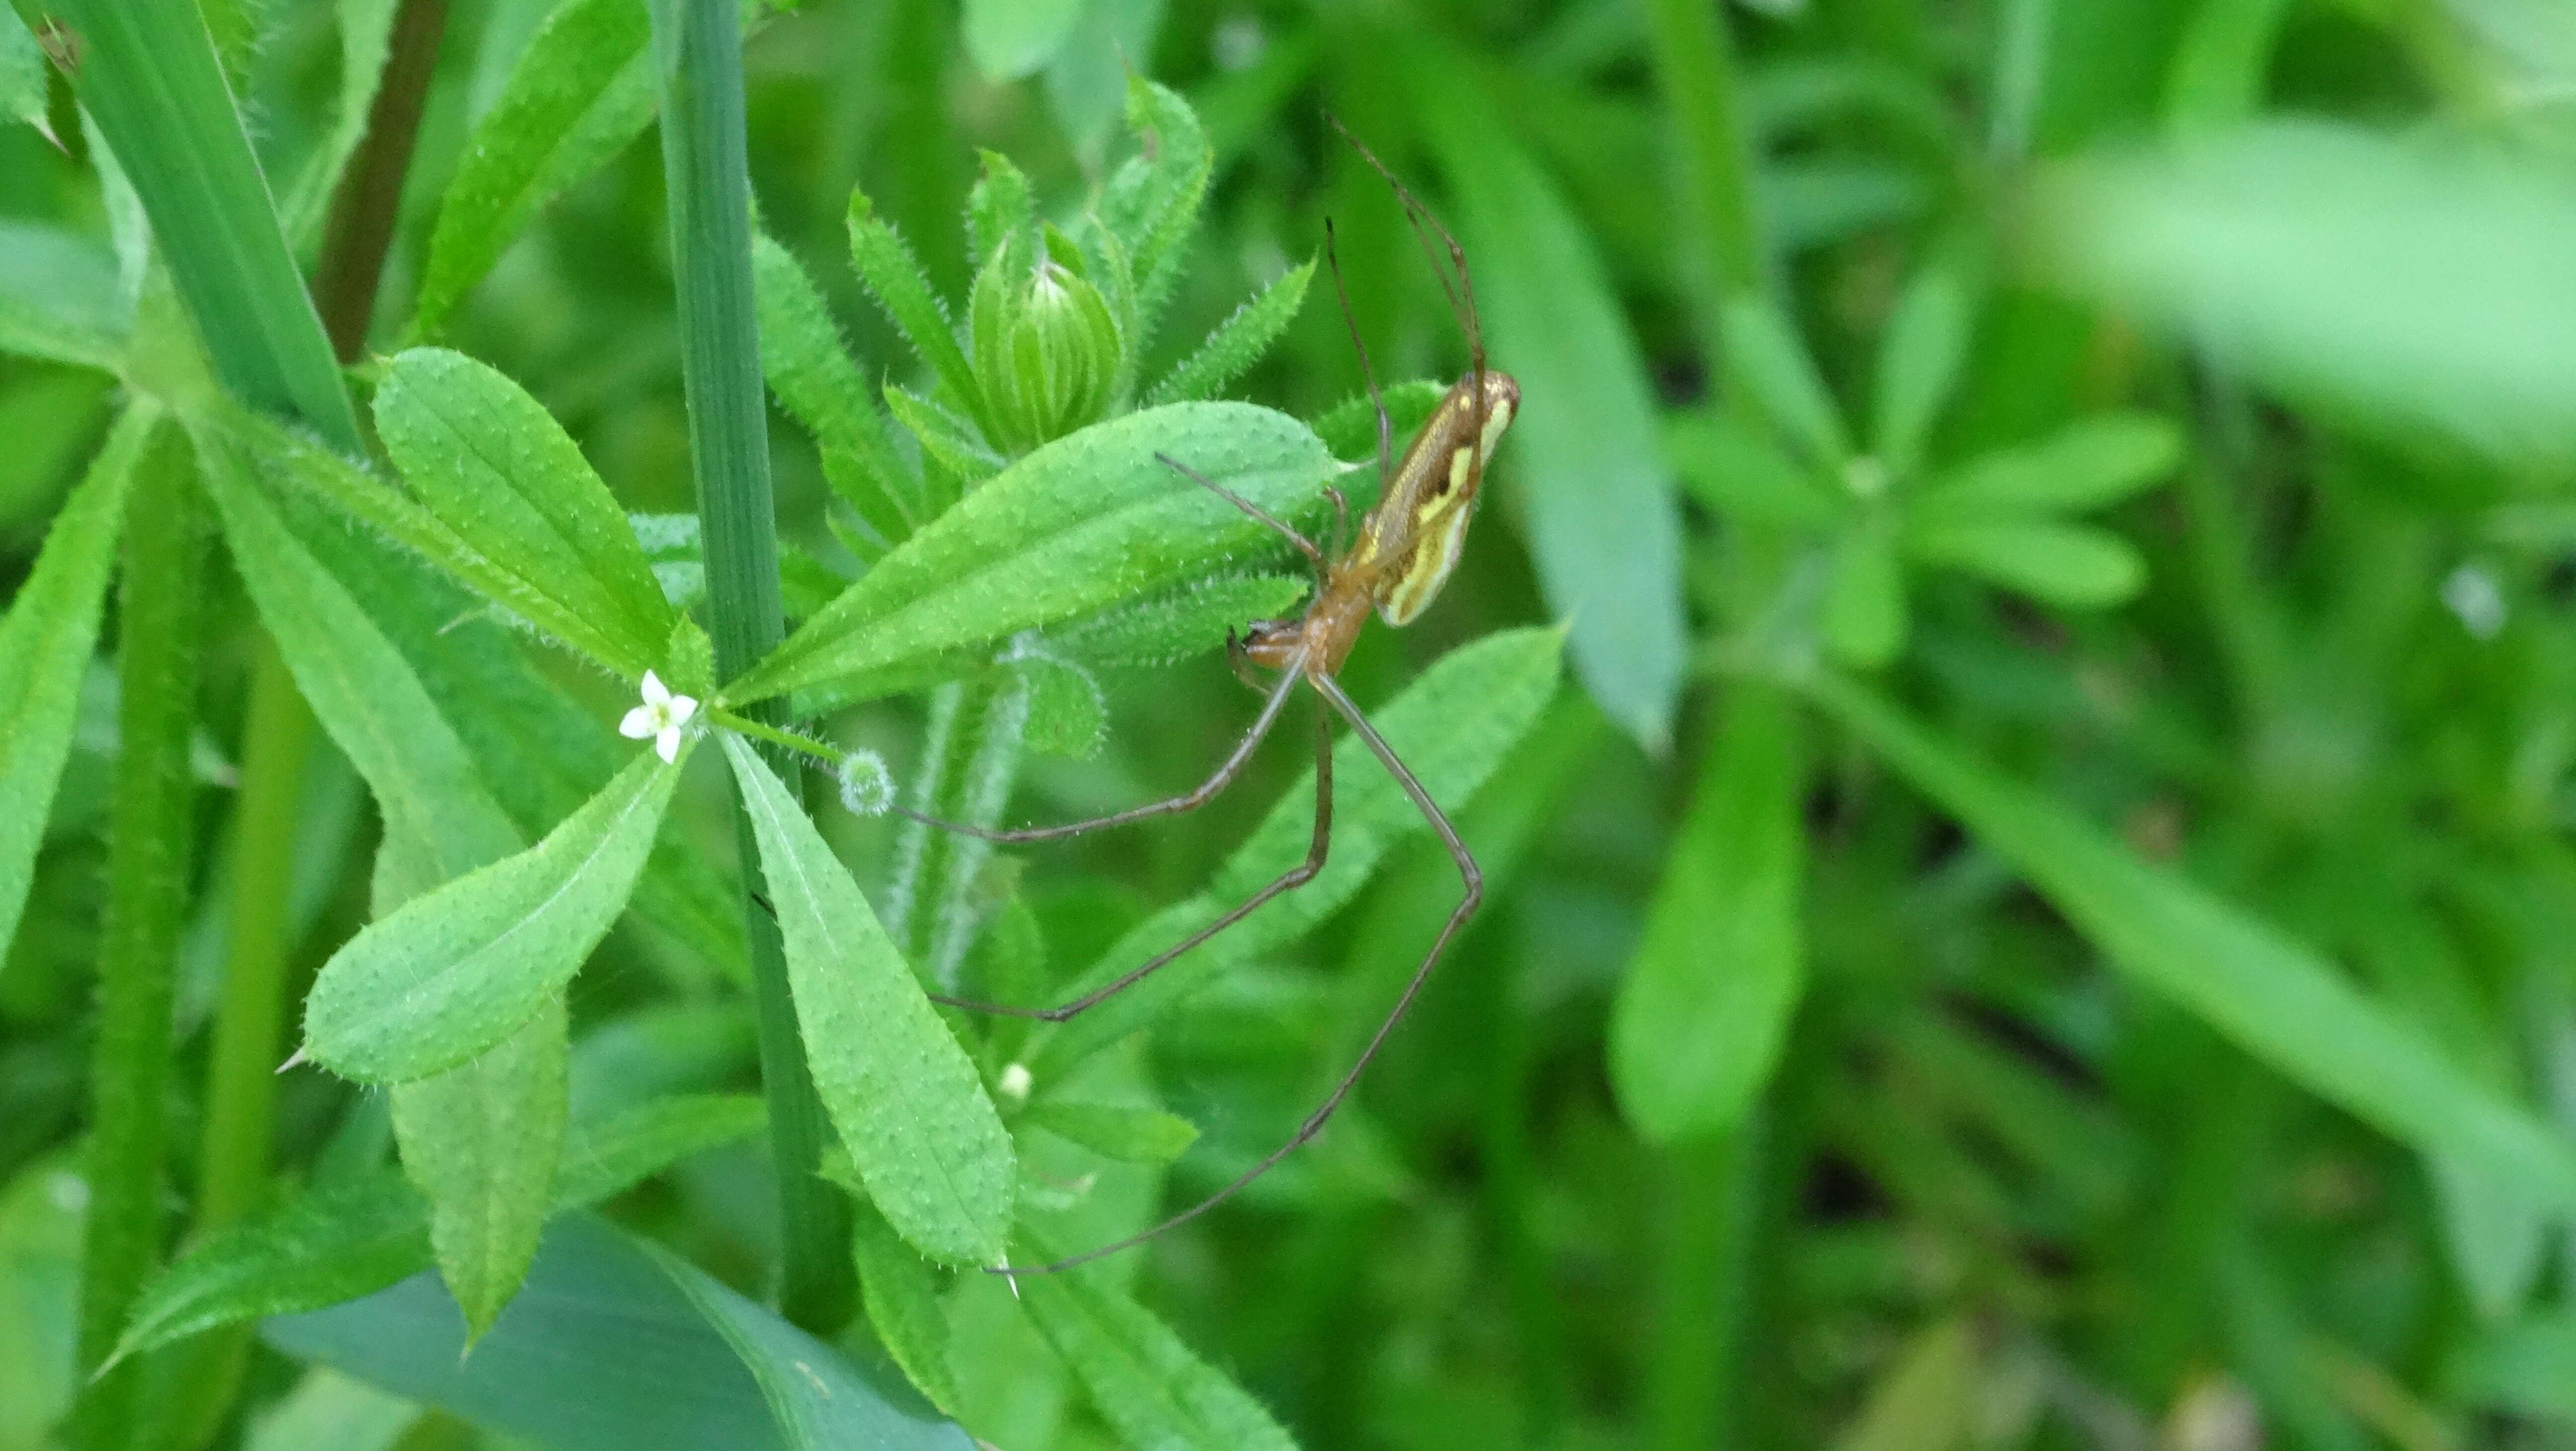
[75,414,207,1451]
[1647,1114,1764,1451]
[647,0,851,1331]
[885,675,1028,988]
[1644,0,1768,325]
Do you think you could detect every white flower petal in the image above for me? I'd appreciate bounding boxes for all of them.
[664,694,699,726]
[655,728,683,764]
[619,706,656,739]
[640,670,671,707]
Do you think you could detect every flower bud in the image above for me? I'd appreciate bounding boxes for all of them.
[970,239,1122,455]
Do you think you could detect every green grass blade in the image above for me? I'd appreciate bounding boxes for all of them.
[48,0,359,445]
[1807,672,2576,1214]
[0,404,148,962]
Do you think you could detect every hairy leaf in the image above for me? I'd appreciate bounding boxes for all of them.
[1146,258,1315,406]
[391,998,569,1341]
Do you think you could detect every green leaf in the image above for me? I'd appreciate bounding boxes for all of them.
[1037,626,1563,1079]
[1823,527,1905,668]
[0,406,145,962]
[109,1095,764,1366]
[1869,265,1971,482]
[1145,258,1315,405]
[1012,1228,1296,1451]
[1831,1318,1977,1451]
[1310,380,1445,465]
[966,150,1035,271]
[1912,414,2181,518]
[1421,67,1687,751]
[374,348,676,676]
[751,235,922,549]
[886,385,1005,484]
[276,0,402,241]
[243,1370,422,1451]
[0,9,50,144]
[721,735,1014,1264]
[263,1213,973,1451]
[1806,674,2576,1219]
[848,192,983,421]
[850,1200,960,1414]
[1720,295,1852,473]
[1046,573,1310,667]
[1610,685,1803,1143]
[0,221,126,369]
[413,0,655,337]
[730,402,1333,708]
[1024,1102,1201,1164]
[2033,123,2576,465]
[302,749,685,1084]
[194,419,526,894]
[1666,409,1842,529]
[962,0,1083,81]
[1905,518,2145,608]
[391,997,569,1341]
[2455,1312,2576,1421]
[1009,649,1105,759]
[1097,78,1212,327]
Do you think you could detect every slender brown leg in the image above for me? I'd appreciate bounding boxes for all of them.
[998,673,1479,1278]
[888,663,1302,843]
[1324,216,1394,487]
[935,686,1334,1022]
[1153,452,1326,577]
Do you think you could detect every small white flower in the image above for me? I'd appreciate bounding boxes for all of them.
[619,670,700,764]
[998,1062,1034,1103]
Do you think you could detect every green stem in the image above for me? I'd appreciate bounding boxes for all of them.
[75,415,207,1451]
[885,674,1027,987]
[710,709,844,766]
[648,0,851,1331]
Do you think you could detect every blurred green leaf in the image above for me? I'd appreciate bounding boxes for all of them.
[302,750,684,1084]
[0,9,48,143]
[1722,295,1852,473]
[242,1370,421,1451]
[263,1213,971,1451]
[1010,649,1106,759]
[1024,1102,1202,1165]
[0,406,144,964]
[276,0,402,239]
[722,735,1014,1265]
[1831,1317,1977,1451]
[848,1199,960,1415]
[1824,527,1906,667]
[1905,518,2145,607]
[1420,62,1687,750]
[1146,258,1315,406]
[413,0,654,337]
[1310,380,1445,465]
[1870,265,1972,482]
[2036,123,2576,465]
[1611,685,1803,1143]
[374,348,676,677]
[1012,1230,1297,1451]
[1667,409,1841,529]
[390,997,568,1341]
[0,222,126,369]
[1912,414,2180,518]
[731,403,1331,708]
[962,0,1082,81]
[1809,675,2576,1216]
[2454,1312,2576,1421]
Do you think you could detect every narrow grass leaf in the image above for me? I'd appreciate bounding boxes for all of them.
[391,997,569,1341]
[263,1213,973,1451]
[1870,266,1971,481]
[1722,295,1852,472]
[1905,518,2145,608]
[1012,1229,1296,1451]
[849,193,982,418]
[413,0,653,337]
[751,235,920,544]
[1038,627,1563,1078]
[1420,65,1687,750]
[730,403,1331,707]
[1146,258,1315,405]
[722,735,1014,1264]
[374,347,675,675]
[1610,684,1804,1143]
[963,0,1082,81]
[1808,674,2576,1214]
[850,1200,961,1414]
[0,406,146,961]
[0,221,127,369]
[1024,1102,1200,1164]
[110,1094,764,1365]
[193,420,525,892]
[303,749,685,1084]
[1913,414,2181,518]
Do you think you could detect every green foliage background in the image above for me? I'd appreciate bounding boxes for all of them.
[8,0,2576,1448]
